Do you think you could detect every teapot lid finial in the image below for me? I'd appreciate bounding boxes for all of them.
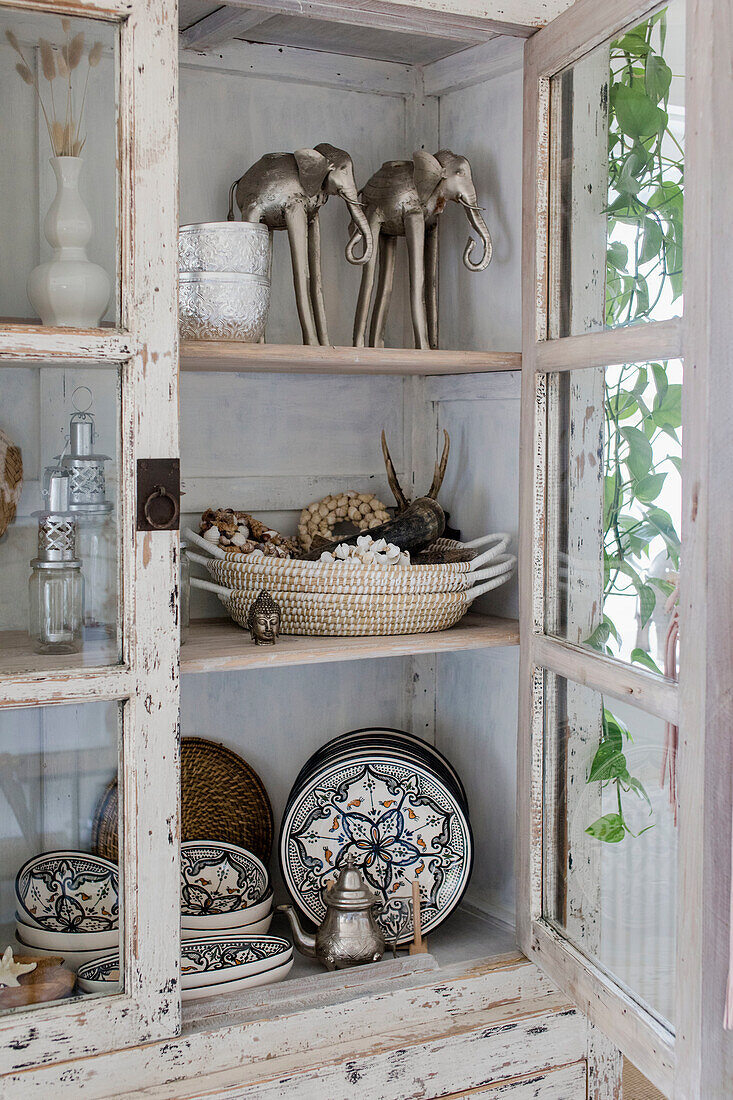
[324,856,380,911]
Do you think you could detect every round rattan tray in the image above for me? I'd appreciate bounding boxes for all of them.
[91,737,273,864]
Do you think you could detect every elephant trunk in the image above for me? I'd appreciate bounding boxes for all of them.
[343,195,373,266]
[460,199,493,272]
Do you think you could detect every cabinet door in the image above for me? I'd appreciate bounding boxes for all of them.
[0,0,179,1071]
[518,1,731,1096]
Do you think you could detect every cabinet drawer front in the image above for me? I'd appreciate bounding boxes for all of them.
[441,1060,586,1098]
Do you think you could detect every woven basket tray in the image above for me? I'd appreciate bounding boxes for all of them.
[0,428,23,539]
[186,529,511,596]
[92,736,273,863]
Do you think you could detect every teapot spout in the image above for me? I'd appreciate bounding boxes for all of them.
[277,903,316,957]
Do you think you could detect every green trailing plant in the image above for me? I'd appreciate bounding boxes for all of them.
[584,8,683,843]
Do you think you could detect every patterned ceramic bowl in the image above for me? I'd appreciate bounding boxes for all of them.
[178,222,271,276]
[180,841,270,924]
[14,933,109,973]
[180,934,292,989]
[181,911,272,940]
[76,953,121,995]
[15,914,119,953]
[182,957,293,1001]
[15,851,119,934]
[179,272,271,342]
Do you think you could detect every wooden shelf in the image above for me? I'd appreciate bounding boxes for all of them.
[181,613,519,675]
[180,342,522,376]
[0,631,118,676]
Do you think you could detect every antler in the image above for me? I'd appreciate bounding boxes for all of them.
[381,430,410,511]
[427,429,450,500]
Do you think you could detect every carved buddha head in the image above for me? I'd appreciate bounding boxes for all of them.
[248,589,281,645]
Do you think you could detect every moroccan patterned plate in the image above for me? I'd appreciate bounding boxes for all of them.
[180,841,269,918]
[180,934,292,989]
[280,752,473,947]
[182,956,293,1001]
[287,729,468,813]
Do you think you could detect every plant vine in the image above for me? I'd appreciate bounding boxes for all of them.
[584,7,683,844]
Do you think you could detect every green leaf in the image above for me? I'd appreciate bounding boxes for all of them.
[607,240,629,271]
[645,54,672,103]
[638,583,656,627]
[586,813,626,843]
[631,647,663,674]
[634,471,666,502]
[621,425,653,479]
[603,708,628,749]
[653,383,682,430]
[651,362,668,404]
[589,741,629,783]
[627,776,654,812]
[614,30,651,57]
[639,217,664,264]
[634,273,650,316]
[612,83,666,139]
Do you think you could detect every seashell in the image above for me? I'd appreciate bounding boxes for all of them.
[231,533,247,547]
[237,524,250,538]
[203,526,220,542]
[368,518,381,529]
[334,543,351,560]
[372,538,388,553]
[358,502,371,515]
[320,551,333,563]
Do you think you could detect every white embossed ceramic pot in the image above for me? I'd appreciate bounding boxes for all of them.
[27,157,111,328]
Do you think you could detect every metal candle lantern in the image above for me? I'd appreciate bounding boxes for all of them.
[29,466,84,655]
[60,390,115,637]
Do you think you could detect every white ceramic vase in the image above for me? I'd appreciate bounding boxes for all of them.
[27,157,111,328]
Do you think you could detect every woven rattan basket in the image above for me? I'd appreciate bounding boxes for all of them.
[91,736,274,863]
[188,528,516,637]
[185,528,512,595]
[0,429,23,538]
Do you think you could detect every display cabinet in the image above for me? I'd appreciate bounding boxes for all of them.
[0,0,730,1096]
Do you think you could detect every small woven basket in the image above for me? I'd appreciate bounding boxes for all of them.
[92,737,274,863]
[0,429,23,538]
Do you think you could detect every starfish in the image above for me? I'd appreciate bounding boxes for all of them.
[0,946,37,988]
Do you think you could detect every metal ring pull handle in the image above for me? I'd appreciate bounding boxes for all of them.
[143,484,180,530]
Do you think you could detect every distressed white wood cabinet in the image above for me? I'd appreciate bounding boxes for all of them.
[0,0,731,1096]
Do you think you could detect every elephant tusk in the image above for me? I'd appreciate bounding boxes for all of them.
[456,197,486,212]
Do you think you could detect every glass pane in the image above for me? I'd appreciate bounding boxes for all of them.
[542,671,676,1028]
[0,7,119,325]
[0,699,122,1014]
[549,1,684,338]
[545,360,681,670]
[0,363,121,671]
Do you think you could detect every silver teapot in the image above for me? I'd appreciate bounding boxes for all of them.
[278,857,385,970]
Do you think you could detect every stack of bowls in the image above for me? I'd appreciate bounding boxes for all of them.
[178,222,272,342]
[78,934,293,1001]
[14,851,119,973]
[180,840,273,939]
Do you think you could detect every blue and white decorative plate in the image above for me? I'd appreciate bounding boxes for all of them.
[180,841,269,917]
[180,934,292,988]
[15,851,119,933]
[287,728,468,813]
[280,753,472,946]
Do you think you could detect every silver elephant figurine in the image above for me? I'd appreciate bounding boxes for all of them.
[352,150,493,350]
[228,144,373,346]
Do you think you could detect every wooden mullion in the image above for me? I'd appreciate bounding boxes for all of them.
[0,0,132,17]
[533,635,679,725]
[0,326,134,363]
[525,0,672,80]
[535,317,683,372]
[0,667,134,708]
[529,920,675,1096]
[117,0,180,1036]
